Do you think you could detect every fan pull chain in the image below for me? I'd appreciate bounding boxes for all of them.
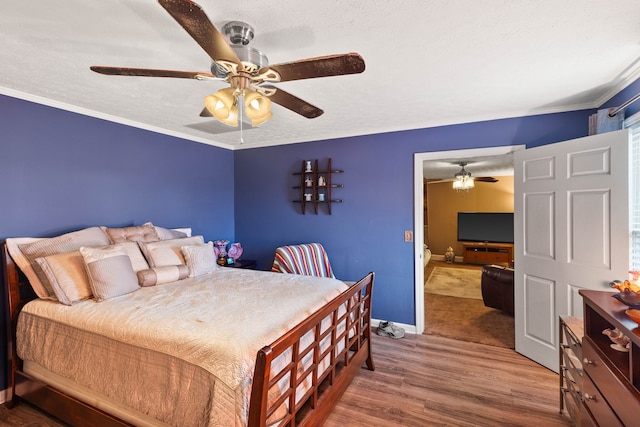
[239,93,244,144]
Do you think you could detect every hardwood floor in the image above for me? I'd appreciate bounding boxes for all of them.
[0,333,570,426]
[325,333,568,427]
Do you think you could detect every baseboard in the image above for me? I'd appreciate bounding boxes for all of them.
[0,387,8,405]
[430,254,463,263]
[371,318,416,334]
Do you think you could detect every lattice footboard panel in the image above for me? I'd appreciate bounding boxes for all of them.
[248,272,374,427]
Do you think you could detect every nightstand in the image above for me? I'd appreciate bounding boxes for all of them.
[223,259,257,270]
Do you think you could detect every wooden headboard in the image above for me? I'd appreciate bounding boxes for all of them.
[3,243,38,395]
[3,243,38,324]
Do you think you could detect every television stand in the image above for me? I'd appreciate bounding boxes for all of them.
[462,242,513,265]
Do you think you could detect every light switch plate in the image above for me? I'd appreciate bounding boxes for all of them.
[404,230,413,242]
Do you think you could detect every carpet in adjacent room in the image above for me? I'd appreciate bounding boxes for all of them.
[425,266,483,299]
[424,262,514,349]
[424,293,515,349]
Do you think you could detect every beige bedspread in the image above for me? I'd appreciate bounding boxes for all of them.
[17,268,348,426]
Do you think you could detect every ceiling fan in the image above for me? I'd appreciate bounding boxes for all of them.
[428,162,499,189]
[90,0,365,127]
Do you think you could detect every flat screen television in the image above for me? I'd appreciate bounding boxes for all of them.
[457,212,514,244]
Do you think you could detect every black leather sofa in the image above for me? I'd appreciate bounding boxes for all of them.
[481,265,514,315]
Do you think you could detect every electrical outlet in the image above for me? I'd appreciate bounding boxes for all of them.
[404,230,413,242]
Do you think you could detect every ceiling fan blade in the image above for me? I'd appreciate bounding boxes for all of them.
[158,0,241,66]
[263,53,365,82]
[262,85,323,119]
[428,177,499,184]
[90,66,215,79]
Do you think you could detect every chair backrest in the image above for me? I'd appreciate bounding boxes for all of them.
[271,243,336,278]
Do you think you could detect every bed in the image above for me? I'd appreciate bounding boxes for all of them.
[2,225,374,427]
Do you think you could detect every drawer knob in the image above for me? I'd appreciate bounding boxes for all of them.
[583,392,596,401]
[583,358,594,365]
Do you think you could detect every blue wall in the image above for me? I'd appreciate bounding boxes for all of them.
[601,76,640,117]
[0,94,235,392]
[234,110,594,326]
[5,72,640,393]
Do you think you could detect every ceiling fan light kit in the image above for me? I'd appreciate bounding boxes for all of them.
[243,91,273,125]
[89,0,365,130]
[453,176,475,191]
[453,162,475,191]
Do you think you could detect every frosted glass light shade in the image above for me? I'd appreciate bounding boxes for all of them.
[204,88,238,126]
[244,91,272,126]
[453,176,474,191]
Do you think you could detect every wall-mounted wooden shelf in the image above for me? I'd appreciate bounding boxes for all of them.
[293,158,343,215]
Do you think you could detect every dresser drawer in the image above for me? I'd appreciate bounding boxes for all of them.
[561,319,583,361]
[583,338,640,426]
[582,373,623,427]
[580,403,597,427]
[562,349,582,391]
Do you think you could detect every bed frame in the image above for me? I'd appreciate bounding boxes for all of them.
[2,243,374,427]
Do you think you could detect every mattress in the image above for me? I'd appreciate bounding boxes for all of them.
[17,268,348,427]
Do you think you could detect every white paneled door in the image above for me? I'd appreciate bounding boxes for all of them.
[514,129,630,371]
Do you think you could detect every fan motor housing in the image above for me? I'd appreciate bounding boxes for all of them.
[230,45,268,68]
[222,21,254,45]
[220,21,269,70]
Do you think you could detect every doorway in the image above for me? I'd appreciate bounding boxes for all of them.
[413,146,524,334]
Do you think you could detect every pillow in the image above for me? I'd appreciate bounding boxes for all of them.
[137,265,189,287]
[5,236,45,296]
[181,242,218,277]
[138,236,204,268]
[114,241,150,272]
[102,222,160,244]
[79,245,139,301]
[172,228,192,237]
[36,251,91,305]
[14,227,112,300]
[154,226,189,240]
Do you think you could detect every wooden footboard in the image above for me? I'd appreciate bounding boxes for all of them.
[3,243,374,426]
[248,272,374,427]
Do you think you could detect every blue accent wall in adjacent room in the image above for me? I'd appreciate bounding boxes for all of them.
[234,110,593,327]
[0,94,235,393]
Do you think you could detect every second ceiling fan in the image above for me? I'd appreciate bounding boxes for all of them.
[90,0,366,127]
[428,162,499,190]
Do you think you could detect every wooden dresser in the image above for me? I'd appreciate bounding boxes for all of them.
[578,290,640,426]
[559,316,584,426]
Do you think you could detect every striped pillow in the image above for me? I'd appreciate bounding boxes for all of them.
[271,243,335,278]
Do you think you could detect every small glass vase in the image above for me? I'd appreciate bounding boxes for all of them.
[213,240,229,258]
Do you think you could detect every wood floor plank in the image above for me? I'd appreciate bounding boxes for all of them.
[324,333,570,427]
[0,332,570,427]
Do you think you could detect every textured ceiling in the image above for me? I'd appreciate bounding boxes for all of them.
[422,153,516,180]
[1,0,640,153]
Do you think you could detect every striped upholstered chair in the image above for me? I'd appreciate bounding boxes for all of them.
[271,243,336,278]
